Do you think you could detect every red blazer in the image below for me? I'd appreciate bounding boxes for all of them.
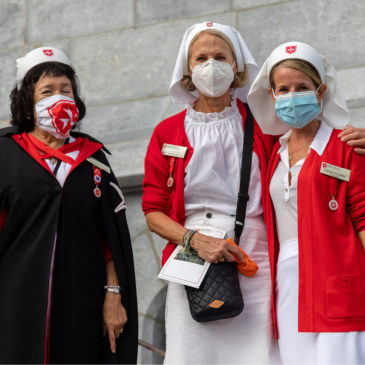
[142,99,274,265]
[265,129,365,336]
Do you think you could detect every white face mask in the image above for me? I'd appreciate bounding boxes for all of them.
[190,59,235,98]
[35,94,79,139]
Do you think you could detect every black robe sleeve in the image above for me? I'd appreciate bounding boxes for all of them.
[96,153,139,364]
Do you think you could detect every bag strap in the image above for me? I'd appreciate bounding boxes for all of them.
[234,103,254,244]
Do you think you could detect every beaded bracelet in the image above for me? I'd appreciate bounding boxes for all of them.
[182,229,197,250]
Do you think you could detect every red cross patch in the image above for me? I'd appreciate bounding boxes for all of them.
[43,49,54,56]
[286,45,297,54]
[206,22,213,27]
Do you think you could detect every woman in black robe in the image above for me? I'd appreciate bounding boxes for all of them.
[0,47,138,364]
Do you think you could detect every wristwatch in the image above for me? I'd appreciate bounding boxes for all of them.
[104,285,121,294]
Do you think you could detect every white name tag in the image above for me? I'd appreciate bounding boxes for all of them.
[161,144,187,158]
[87,157,111,174]
[320,162,351,182]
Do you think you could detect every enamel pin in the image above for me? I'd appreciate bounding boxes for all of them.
[329,196,338,211]
[93,166,102,198]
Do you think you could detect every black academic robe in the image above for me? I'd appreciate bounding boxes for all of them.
[0,127,138,364]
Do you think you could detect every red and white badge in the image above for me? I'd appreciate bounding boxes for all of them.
[43,49,54,56]
[329,197,338,211]
[35,94,79,139]
[286,45,297,54]
[93,166,102,198]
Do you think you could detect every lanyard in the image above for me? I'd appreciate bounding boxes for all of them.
[167,157,176,188]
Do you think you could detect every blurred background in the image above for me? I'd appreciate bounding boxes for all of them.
[1,0,364,363]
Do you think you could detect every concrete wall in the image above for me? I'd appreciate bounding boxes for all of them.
[1,1,364,363]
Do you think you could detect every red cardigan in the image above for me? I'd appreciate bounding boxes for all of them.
[142,99,274,265]
[265,129,365,336]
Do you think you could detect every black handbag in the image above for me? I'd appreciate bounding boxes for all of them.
[185,103,255,322]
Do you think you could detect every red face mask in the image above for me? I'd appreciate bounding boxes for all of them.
[35,94,79,139]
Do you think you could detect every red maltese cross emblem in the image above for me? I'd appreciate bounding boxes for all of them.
[206,22,213,27]
[43,49,54,56]
[48,99,79,137]
[286,45,297,54]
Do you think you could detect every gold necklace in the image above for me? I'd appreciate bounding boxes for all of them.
[288,142,310,162]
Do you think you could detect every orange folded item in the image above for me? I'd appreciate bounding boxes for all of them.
[227,238,258,277]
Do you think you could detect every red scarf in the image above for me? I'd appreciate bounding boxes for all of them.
[13,132,103,177]
[26,133,84,164]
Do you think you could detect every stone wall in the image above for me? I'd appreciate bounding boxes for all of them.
[1,1,364,363]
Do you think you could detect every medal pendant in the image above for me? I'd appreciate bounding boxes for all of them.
[329,198,338,211]
[94,187,101,198]
[167,176,174,188]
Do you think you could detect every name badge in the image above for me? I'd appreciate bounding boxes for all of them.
[87,157,111,174]
[320,162,351,182]
[161,144,187,158]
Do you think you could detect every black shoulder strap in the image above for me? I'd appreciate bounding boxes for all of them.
[234,103,254,244]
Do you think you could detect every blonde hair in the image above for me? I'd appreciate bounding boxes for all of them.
[269,59,322,90]
[180,29,248,91]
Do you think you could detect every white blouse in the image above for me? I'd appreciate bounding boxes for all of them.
[183,101,263,217]
[44,136,80,186]
[269,121,333,244]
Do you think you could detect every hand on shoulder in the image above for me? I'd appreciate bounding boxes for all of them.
[338,124,365,155]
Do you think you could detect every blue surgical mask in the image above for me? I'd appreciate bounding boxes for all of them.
[273,87,321,128]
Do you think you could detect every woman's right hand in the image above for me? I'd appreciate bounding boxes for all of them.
[145,211,244,263]
[190,232,244,263]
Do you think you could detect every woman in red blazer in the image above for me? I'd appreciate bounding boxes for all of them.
[248,42,365,364]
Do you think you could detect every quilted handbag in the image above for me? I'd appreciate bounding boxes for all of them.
[185,261,243,322]
[184,103,254,322]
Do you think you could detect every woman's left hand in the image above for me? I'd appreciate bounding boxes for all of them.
[338,125,365,155]
[102,292,128,354]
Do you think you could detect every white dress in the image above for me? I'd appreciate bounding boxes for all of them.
[164,102,281,364]
[269,122,365,365]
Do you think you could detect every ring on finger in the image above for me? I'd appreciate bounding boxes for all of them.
[119,328,124,334]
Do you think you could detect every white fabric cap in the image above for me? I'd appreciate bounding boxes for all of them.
[169,22,259,105]
[247,41,349,135]
[16,47,80,92]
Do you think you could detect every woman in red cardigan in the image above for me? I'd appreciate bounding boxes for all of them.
[142,22,280,364]
[248,41,365,364]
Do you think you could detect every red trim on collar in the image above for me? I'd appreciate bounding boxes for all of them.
[13,133,104,177]
[13,133,53,174]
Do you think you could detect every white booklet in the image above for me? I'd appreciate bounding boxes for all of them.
[158,226,226,288]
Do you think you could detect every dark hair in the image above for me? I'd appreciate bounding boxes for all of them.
[10,62,86,132]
